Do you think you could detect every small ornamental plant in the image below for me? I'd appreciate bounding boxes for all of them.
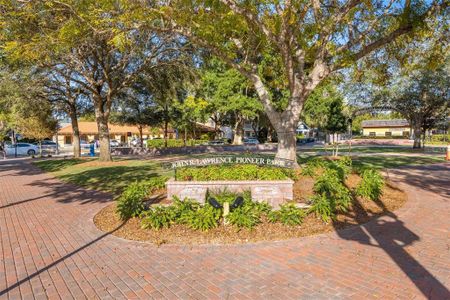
[116,176,167,220]
[356,169,385,201]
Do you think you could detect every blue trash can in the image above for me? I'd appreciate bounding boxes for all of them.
[89,143,95,157]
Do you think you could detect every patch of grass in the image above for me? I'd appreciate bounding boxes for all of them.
[34,158,172,195]
[352,155,445,170]
[33,158,87,172]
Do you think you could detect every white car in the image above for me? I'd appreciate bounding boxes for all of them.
[5,143,39,156]
[244,138,260,144]
[110,139,120,147]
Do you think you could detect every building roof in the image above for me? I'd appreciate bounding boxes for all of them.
[58,122,172,135]
[361,119,409,128]
[58,121,215,135]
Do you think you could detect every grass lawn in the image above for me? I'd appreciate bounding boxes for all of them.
[33,152,445,197]
[351,155,445,169]
[302,146,424,154]
[33,158,172,196]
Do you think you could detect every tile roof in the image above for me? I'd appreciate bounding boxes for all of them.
[361,119,410,128]
[58,122,172,135]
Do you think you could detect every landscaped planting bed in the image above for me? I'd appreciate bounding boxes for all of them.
[94,157,407,245]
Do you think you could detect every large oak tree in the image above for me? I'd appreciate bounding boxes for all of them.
[1,0,191,161]
[149,0,447,164]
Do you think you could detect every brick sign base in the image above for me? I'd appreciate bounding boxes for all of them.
[166,178,294,208]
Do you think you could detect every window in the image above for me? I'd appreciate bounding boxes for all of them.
[369,132,376,137]
[65,136,72,145]
[403,131,410,137]
[385,132,392,137]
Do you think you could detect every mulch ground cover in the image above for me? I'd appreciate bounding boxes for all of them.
[94,174,407,245]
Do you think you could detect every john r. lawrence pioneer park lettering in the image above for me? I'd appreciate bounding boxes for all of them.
[169,156,295,169]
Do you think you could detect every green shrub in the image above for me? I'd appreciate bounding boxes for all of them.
[116,177,168,220]
[301,157,325,177]
[326,156,352,181]
[180,204,222,231]
[356,169,384,201]
[176,164,295,181]
[268,203,306,226]
[147,139,209,148]
[311,168,352,221]
[171,196,201,221]
[141,206,177,230]
[226,204,262,229]
[116,182,148,220]
[309,194,334,223]
[224,192,271,229]
[314,169,351,208]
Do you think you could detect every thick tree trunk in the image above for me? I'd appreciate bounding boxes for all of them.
[249,74,303,165]
[413,126,422,149]
[274,125,298,162]
[70,112,81,158]
[95,114,112,161]
[138,126,144,148]
[164,120,168,148]
[233,119,244,145]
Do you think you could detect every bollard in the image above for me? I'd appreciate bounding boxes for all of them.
[223,202,230,225]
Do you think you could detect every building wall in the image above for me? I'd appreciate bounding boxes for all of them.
[362,127,410,137]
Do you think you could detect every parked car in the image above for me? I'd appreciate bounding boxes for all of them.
[208,140,225,145]
[80,140,91,149]
[110,139,120,147]
[5,143,39,156]
[130,138,148,147]
[243,138,260,145]
[34,140,57,152]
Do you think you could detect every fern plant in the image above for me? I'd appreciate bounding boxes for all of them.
[301,157,325,177]
[268,204,306,226]
[311,168,352,222]
[309,194,334,223]
[356,169,384,201]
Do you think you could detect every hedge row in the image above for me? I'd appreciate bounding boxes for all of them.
[146,139,209,148]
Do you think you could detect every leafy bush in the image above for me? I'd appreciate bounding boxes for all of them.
[356,169,384,201]
[141,206,176,230]
[172,196,201,220]
[310,168,352,222]
[268,203,306,226]
[116,182,149,220]
[147,139,208,148]
[326,156,352,181]
[309,194,334,223]
[226,204,262,229]
[116,176,168,220]
[301,157,325,177]
[180,204,222,231]
[176,164,296,181]
[224,191,272,229]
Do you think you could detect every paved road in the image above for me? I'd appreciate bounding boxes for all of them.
[0,159,449,299]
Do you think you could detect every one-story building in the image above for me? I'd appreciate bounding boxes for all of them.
[56,122,176,147]
[361,119,410,137]
[56,121,216,148]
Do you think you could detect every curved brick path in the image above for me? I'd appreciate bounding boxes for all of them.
[0,160,449,299]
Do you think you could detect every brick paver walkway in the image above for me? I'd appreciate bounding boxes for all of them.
[0,159,449,299]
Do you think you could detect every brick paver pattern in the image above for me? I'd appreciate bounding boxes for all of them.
[0,160,449,299]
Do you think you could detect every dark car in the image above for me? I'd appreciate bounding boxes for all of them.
[208,140,225,145]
